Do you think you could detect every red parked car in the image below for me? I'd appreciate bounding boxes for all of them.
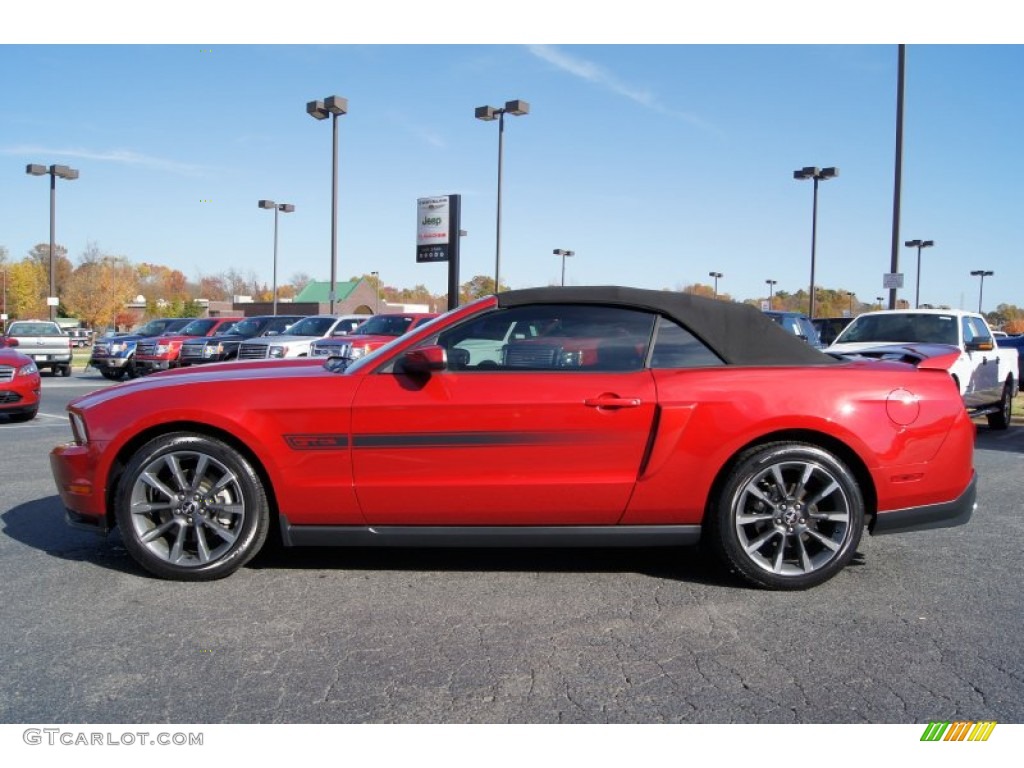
[50,287,976,588]
[135,316,243,373]
[1,347,42,422]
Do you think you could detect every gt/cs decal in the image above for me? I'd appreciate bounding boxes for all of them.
[283,434,350,451]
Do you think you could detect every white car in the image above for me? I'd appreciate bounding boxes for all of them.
[236,315,368,360]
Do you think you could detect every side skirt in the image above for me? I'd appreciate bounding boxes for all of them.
[279,519,703,549]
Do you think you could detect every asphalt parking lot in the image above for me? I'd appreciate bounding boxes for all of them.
[1,371,1022,724]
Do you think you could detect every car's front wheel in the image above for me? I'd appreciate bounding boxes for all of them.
[114,432,269,581]
[708,442,864,590]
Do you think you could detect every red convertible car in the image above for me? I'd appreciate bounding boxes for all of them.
[50,287,976,589]
[1,347,41,422]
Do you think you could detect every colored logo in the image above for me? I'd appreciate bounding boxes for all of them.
[921,721,997,741]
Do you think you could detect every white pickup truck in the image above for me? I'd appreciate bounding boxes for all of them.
[828,309,1018,428]
[2,319,73,376]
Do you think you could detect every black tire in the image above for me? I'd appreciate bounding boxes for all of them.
[59,364,72,377]
[99,368,125,381]
[986,379,1014,430]
[124,358,140,379]
[708,442,865,590]
[114,432,270,581]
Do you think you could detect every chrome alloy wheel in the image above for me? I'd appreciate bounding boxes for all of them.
[732,457,853,577]
[127,450,247,568]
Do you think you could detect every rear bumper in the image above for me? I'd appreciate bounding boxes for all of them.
[871,471,977,535]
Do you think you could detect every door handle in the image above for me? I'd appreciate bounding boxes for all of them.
[584,395,642,409]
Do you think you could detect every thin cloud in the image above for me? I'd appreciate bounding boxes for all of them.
[2,145,209,176]
[527,45,713,130]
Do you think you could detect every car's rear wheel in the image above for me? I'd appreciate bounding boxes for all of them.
[114,432,269,581]
[986,379,1014,430]
[709,442,864,590]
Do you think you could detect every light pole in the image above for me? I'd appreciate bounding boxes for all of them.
[793,166,838,320]
[846,291,855,316]
[553,249,574,286]
[370,271,380,314]
[475,99,529,293]
[876,296,884,310]
[765,279,777,309]
[709,271,723,299]
[26,163,79,320]
[970,270,994,314]
[904,239,934,308]
[306,95,348,313]
[258,200,294,316]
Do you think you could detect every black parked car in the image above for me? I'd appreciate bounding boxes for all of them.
[812,316,855,347]
[763,311,823,348]
[179,315,304,365]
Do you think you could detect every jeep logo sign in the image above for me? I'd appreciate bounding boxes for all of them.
[417,195,452,263]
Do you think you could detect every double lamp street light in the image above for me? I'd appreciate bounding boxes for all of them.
[258,200,295,316]
[306,95,347,313]
[26,163,79,321]
[708,271,723,299]
[793,165,838,320]
[904,238,934,308]
[970,269,994,314]
[475,99,529,293]
[553,249,574,286]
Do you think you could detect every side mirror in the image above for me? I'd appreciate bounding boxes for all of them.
[966,339,994,352]
[399,345,446,374]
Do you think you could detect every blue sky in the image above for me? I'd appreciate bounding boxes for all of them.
[2,12,1021,312]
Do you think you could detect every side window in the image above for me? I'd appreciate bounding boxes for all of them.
[433,305,656,372]
[649,318,724,369]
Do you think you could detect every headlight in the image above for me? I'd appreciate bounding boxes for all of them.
[204,345,219,358]
[348,344,371,359]
[69,411,89,445]
[269,346,286,358]
[109,343,128,353]
[17,361,39,377]
[156,344,171,354]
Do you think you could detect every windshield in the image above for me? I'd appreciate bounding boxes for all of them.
[835,313,958,345]
[224,318,266,337]
[354,315,421,337]
[285,316,337,337]
[138,319,175,336]
[178,318,219,336]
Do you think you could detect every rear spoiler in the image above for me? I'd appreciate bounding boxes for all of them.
[832,343,961,372]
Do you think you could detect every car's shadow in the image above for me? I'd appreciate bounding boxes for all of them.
[1,497,139,575]
[3,497,735,588]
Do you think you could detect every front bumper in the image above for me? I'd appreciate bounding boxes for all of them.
[871,471,977,535]
[89,356,130,369]
[51,441,110,532]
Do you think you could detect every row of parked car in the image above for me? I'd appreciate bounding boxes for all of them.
[87,311,439,380]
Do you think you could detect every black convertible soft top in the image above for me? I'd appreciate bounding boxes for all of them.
[498,285,836,366]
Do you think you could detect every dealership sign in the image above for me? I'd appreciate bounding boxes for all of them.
[417,196,452,263]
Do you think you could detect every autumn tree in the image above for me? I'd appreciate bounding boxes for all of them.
[459,275,510,303]
[63,246,139,330]
[136,263,189,304]
[6,259,48,319]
